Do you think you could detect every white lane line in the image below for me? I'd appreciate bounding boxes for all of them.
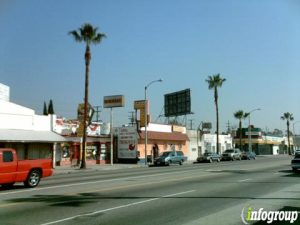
[238,178,252,182]
[205,169,223,172]
[40,190,195,225]
[0,170,198,196]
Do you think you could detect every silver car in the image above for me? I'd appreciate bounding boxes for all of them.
[154,151,184,166]
[221,149,241,161]
[291,154,300,172]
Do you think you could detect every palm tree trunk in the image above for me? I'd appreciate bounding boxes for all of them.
[239,120,242,149]
[287,121,291,155]
[215,87,219,154]
[81,45,91,169]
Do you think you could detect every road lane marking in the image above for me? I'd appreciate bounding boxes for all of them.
[238,178,252,182]
[0,169,209,196]
[205,169,223,172]
[39,190,195,225]
[0,173,208,208]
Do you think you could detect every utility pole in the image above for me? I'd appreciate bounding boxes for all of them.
[189,119,194,130]
[128,111,135,126]
[93,106,102,122]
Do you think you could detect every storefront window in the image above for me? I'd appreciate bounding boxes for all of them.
[86,145,97,160]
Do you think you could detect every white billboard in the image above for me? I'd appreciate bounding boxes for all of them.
[117,127,138,159]
[0,83,10,101]
[103,95,125,108]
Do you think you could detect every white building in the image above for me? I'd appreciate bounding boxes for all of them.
[186,130,233,161]
[0,85,65,166]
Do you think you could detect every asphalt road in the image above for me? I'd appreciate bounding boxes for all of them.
[0,156,299,225]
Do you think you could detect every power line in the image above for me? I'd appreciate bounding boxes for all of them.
[93,106,102,122]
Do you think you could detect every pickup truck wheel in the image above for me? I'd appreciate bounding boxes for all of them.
[24,170,41,188]
[179,160,183,165]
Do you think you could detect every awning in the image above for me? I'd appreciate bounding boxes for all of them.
[139,131,189,141]
[0,129,66,143]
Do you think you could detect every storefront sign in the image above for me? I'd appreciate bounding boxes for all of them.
[117,127,138,159]
[103,95,125,108]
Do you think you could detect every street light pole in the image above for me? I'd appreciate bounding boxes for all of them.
[144,79,163,165]
[248,108,261,152]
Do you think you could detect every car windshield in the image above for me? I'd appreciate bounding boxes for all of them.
[160,152,171,157]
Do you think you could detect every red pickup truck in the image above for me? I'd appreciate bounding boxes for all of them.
[0,148,53,188]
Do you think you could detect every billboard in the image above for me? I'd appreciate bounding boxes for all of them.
[164,89,191,117]
[117,127,138,159]
[103,95,125,108]
[134,100,149,127]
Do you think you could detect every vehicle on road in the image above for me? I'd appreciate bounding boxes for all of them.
[0,148,53,188]
[241,151,256,160]
[221,149,241,161]
[291,154,300,172]
[154,151,184,166]
[294,149,300,156]
[197,152,221,163]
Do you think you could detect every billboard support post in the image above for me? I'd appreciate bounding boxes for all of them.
[103,95,125,165]
[110,107,113,166]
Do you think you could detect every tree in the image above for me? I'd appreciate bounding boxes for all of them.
[281,112,294,155]
[206,74,226,154]
[48,99,55,115]
[43,101,48,115]
[233,110,249,150]
[69,23,106,169]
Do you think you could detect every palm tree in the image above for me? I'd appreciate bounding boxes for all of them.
[69,23,106,169]
[233,110,249,150]
[281,112,294,155]
[206,74,226,154]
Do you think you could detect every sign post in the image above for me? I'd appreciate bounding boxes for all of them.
[103,95,125,165]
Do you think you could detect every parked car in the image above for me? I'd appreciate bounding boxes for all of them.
[291,154,300,172]
[154,151,184,166]
[0,148,53,188]
[241,151,256,160]
[221,149,241,161]
[197,152,221,163]
[294,149,300,156]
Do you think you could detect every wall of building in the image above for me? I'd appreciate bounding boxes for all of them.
[186,130,233,161]
[0,99,55,131]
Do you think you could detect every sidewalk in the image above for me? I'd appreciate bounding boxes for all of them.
[53,163,147,175]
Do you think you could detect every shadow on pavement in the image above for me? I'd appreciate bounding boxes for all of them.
[278,170,300,178]
[6,193,300,208]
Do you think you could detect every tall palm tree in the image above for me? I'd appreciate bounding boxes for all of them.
[206,74,226,154]
[233,110,249,150]
[281,112,294,155]
[69,23,106,169]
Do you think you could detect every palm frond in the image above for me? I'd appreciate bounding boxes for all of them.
[206,74,226,89]
[69,30,82,42]
[92,33,106,44]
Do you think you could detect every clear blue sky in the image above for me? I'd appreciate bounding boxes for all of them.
[1,0,299,133]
